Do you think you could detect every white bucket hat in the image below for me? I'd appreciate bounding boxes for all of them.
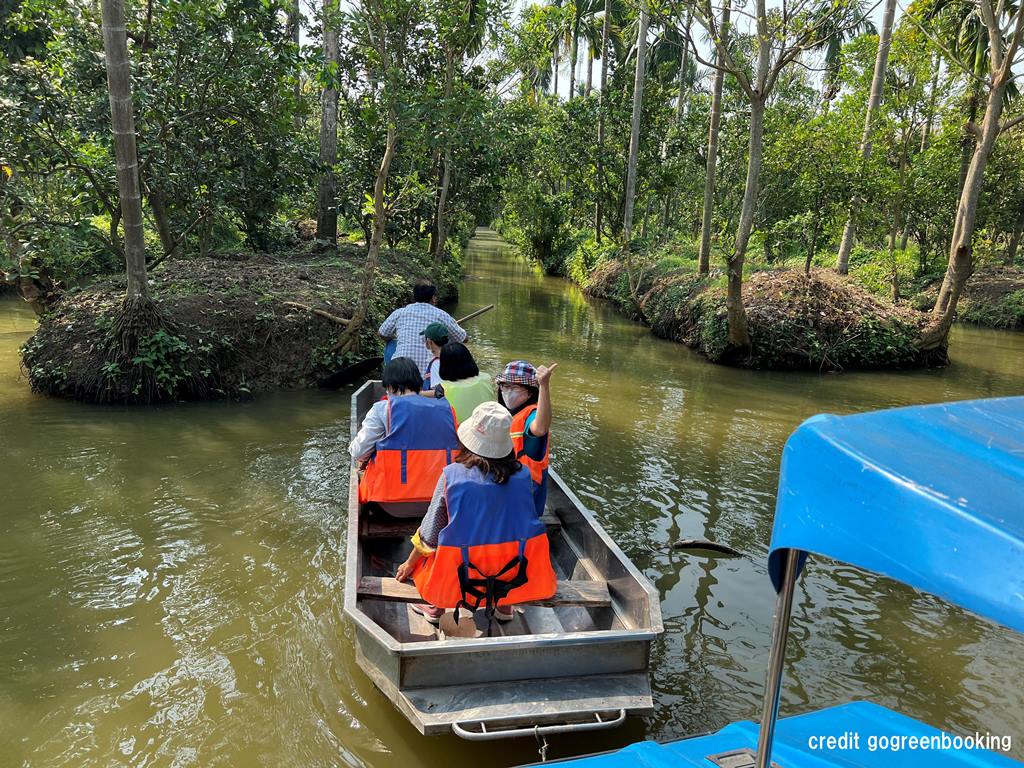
[457,401,515,459]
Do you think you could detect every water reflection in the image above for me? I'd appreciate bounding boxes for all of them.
[1,232,1023,766]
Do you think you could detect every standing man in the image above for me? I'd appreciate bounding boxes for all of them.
[378,279,466,375]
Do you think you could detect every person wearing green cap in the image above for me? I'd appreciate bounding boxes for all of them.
[419,322,449,390]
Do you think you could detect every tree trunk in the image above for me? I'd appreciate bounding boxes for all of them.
[805,216,821,275]
[431,49,456,263]
[620,6,649,301]
[338,124,398,354]
[1007,203,1024,266]
[920,51,939,152]
[585,43,593,97]
[316,0,340,244]
[698,0,729,275]
[674,10,692,121]
[835,0,896,274]
[552,41,559,97]
[956,91,980,203]
[432,147,452,263]
[888,214,900,302]
[569,19,579,98]
[288,0,301,131]
[727,97,764,351]
[100,0,149,299]
[148,190,176,258]
[925,75,1009,348]
[622,7,648,245]
[594,0,611,243]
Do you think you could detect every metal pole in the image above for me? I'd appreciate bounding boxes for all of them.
[754,548,801,768]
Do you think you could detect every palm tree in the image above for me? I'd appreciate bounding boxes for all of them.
[814,1,876,112]
[835,0,897,274]
[566,0,604,98]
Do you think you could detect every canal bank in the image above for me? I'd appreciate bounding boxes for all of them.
[1,229,1023,766]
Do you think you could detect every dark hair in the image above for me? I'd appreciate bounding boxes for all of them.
[497,384,539,414]
[382,357,422,393]
[456,446,521,484]
[413,279,437,303]
[438,342,479,382]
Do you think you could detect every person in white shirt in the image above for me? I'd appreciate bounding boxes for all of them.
[378,279,466,373]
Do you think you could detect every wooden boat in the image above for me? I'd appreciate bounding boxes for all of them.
[344,381,664,739]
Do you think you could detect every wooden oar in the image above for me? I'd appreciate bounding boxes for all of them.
[317,304,495,390]
[455,303,494,324]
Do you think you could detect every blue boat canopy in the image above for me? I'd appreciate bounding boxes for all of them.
[768,396,1024,634]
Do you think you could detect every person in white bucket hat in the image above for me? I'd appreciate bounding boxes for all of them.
[395,401,557,628]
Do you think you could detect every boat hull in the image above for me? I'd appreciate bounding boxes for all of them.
[344,381,663,737]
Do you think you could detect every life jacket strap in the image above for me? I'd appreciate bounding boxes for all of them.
[453,543,530,636]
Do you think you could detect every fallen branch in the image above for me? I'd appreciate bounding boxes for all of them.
[280,300,350,325]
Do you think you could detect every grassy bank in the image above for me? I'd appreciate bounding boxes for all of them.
[20,243,460,403]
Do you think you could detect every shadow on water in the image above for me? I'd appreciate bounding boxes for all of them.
[1,230,1023,766]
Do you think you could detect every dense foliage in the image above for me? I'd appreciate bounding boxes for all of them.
[2,0,1024,385]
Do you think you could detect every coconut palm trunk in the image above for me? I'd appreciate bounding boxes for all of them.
[835,0,897,274]
[569,17,579,97]
[316,0,340,244]
[621,5,649,301]
[594,0,610,242]
[100,0,148,300]
[621,7,648,246]
[586,42,594,96]
[698,0,729,275]
[674,10,692,120]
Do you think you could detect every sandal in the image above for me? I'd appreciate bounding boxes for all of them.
[410,603,445,626]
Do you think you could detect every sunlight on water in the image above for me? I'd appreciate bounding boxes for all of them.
[1,236,1023,766]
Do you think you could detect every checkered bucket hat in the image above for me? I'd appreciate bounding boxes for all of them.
[495,360,538,388]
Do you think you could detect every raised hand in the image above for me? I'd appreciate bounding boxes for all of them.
[536,362,558,387]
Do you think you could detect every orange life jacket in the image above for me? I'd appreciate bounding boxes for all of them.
[510,404,549,485]
[413,463,556,613]
[358,396,459,504]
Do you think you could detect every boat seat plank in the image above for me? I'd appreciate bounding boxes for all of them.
[361,511,562,539]
[357,577,611,608]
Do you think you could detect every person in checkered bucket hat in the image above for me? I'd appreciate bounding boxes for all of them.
[495,360,558,517]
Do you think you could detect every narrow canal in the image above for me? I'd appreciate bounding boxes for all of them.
[2,230,1023,767]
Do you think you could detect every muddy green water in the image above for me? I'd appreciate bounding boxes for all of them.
[2,232,1023,767]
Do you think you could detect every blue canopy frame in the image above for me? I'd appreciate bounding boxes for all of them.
[768,396,1024,633]
[751,397,1024,768]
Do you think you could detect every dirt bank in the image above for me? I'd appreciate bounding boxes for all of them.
[585,261,930,371]
[20,245,459,403]
[914,267,1024,330]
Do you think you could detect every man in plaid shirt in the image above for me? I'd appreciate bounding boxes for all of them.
[378,280,467,374]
